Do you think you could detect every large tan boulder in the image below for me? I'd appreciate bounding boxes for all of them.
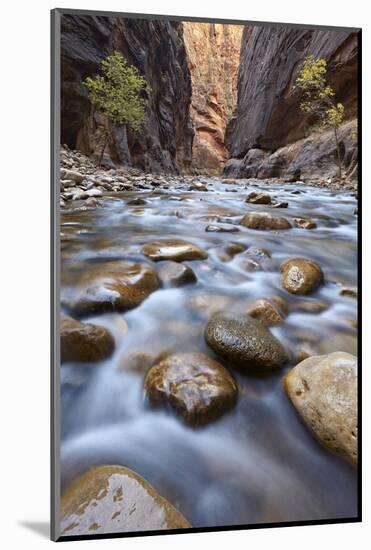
[284,352,357,466]
[61,465,191,536]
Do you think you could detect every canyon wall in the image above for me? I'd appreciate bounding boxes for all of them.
[61,14,193,173]
[225,26,359,181]
[183,23,243,174]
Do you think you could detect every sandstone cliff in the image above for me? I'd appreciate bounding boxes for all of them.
[61,14,193,173]
[183,23,243,174]
[225,26,359,181]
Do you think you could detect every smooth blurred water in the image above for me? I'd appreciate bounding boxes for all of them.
[60,178,358,527]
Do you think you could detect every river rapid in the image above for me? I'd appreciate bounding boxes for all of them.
[60,176,358,527]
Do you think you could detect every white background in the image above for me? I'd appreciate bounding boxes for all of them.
[1,0,369,548]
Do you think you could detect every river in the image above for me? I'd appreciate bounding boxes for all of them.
[60,177,358,527]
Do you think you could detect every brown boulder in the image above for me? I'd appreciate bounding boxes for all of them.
[205,224,239,233]
[240,212,291,230]
[247,298,285,326]
[245,192,272,204]
[61,465,191,536]
[293,217,317,229]
[61,315,114,363]
[142,239,207,261]
[144,352,237,426]
[63,261,160,315]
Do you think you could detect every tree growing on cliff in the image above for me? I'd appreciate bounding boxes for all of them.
[83,51,148,164]
[295,55,345,178]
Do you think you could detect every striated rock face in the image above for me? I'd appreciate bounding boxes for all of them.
[183,23,243,174]
[61,14,193,173]
[225,26,359,181]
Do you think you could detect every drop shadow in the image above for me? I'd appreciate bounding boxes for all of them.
[18,521,49,539]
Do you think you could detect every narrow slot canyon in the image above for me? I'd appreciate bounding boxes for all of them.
[183,22,243,175]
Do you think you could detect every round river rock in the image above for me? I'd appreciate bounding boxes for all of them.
[240,212,291,230]
[144,352,237,426]
[157,261,197,287]
[62,261,160,315]
[280,257,324,295]
[247,298,285,326]
[61,315,115,363]
[142,239,207,261]
[284,352,357,466]
[205,312,288,373]
[61,465,191,536]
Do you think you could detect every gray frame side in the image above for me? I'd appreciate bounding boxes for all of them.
[53,8,360,32]
[51,8,61,542]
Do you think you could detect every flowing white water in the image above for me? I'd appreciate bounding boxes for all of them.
[60,178,357,527]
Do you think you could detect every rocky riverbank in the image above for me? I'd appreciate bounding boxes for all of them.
[60,146,358,212]
[59,146,358,535]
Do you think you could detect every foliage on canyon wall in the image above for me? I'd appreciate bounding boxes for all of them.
[225,27,358,181]
[61,15,193,173]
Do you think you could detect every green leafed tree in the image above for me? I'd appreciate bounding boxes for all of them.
[295,55,345,179]
[83,51,148,164]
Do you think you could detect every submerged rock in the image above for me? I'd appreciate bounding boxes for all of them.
[245,192,272,204]
[293,217,317,229]
[127,197,147,206]
[118,349,173,374]
[280,258,323,295]
[205,312,288,373]
[144,352,237,426]
[205,224,239,233]
[239,257,262,272]
[60,315,115,363]
[290,299,329,314]
[284,352,357,466]
[63,261,160,315]
[61,465,191,535]
[318,332,357,356]
[188,294,233,319]
[240,212,291,230]
[340,286,357,298]
[271,201,288,208]
[217,243,246,262]
[157,261,197,287]
[142,239,208,261]
[247,298,285,326]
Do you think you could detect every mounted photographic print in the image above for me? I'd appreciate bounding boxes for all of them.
[51,8,361,542]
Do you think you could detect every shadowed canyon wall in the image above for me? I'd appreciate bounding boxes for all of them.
[225,26,358,181]
[61,14,193,173]
[183,23,243,174]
